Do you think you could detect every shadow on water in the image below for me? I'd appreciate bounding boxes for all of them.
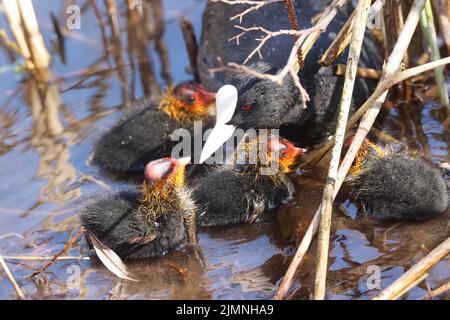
[0,0,448,300]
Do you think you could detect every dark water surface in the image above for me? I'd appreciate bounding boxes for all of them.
[0,0,448,300]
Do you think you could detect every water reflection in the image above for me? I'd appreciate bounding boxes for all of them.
[25,78,79,203]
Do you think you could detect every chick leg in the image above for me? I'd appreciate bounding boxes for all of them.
[183,210,197,245]
[183,210,205,269]
[280,175,296,202]
[246,191,267,223]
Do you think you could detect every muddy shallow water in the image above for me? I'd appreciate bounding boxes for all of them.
[0,0,449,300]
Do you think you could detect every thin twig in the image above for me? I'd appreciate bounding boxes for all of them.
[319,10,355,66]
[383,0,410,99]
[210,58,310,103]
[0,233,25,241]
[274,0,428,300]
[0,29,24,57]
[432,0,450,55]
[420,0,449,106]
[373,236,450,300]
[316,0,391,68]
[210,0,284,23]
[229,26,306,65]
[371,127,402,144]
[313,0,371,300]
[2,256,90,261]
[212,0,349,99]
[29,227,85,278]
[213,0,348,105]
[334,64,382,80]
[419,280,450,300]
[0,253,25,299]
[390,273,429,300]
[304,55,450,169]
[179,16,200,83]
[296,0,348,69]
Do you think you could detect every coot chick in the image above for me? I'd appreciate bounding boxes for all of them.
[92,82,215,173]
[193,136,303,227]
[350,141,448,220]
[81,157,197,259]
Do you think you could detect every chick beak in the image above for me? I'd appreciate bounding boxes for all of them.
[195,84,216,105]
[199,85,238,164]
[176,157,191,166]
[286,147,305,172]
[293,147,305,167]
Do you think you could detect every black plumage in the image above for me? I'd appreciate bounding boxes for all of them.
[198,1,382,146]
[81,157,196,259]
[226,62,375,146]
[92,109,181,173]
[91,83,215,173]
[81,190,186,258]
[193,167,294,227]
[351,144,448,220]
[226,62,305,130]
[193,137,302,227]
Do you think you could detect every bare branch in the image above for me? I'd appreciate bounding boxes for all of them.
[212,0,349,107]
[0,254,25,299]
[274,0,430,300]
[419,280,450,300]
[2,255,90,261]
[210,0,284,23]
[210,60,310,103]
[229,24,324,65]
[374,236,450,300]
[229,25,301,63]
[313,0,372,300]
[334,64,382,79]
[420,0,449,106]
[319,10,355,66]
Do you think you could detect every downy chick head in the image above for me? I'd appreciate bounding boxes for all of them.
[268,136,303,173]
[350,141,448,220]
[235,135,303,174]
[160,82,215,122]
[141,157,190,205]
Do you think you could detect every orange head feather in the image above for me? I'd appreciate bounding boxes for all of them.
[268,136,303,173]
[235,135,303,174]
[159,82,215,123]
[344,137,386,177]
[141,157,188,206]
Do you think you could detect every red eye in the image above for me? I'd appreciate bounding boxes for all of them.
[241,104,253,111]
